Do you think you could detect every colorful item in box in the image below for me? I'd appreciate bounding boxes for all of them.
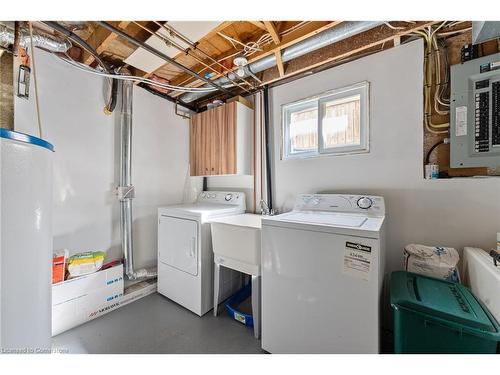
[67,251,106,278]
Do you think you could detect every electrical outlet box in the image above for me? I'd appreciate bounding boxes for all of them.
[450,52,500,168]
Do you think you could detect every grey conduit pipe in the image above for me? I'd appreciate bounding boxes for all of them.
[179,21,383,103]
[118,80,157,280]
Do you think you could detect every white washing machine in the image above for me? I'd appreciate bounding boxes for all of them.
[157,191,246,316]
[261,194,385,353]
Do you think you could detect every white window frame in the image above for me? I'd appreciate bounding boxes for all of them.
[282,98,319,159]
[282,81,370,160]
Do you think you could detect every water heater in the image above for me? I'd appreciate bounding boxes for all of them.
[0,129,53,353]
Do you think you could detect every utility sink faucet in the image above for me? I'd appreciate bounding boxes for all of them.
[259,199,276,216]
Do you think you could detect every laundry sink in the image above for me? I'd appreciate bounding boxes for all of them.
[210,214,262,274]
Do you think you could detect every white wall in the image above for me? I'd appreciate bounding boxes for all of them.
[15,50,190,269]
[270,40,500,273]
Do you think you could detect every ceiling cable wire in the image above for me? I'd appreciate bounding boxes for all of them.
[131,21,253,94]
[54,53,221,93]
[168,21,311,91]
[150,21,258,91]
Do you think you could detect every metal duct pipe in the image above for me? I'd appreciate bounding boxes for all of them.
[118,80,157,280]
[120,80,134,279]
[0,24,71,53]
[180,21,383,103]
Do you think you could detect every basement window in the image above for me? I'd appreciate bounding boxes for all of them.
[282,81,369,159]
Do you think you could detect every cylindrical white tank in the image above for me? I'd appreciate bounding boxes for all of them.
[0,129,53,353]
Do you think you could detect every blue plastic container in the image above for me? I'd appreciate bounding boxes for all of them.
[224,283,254,327]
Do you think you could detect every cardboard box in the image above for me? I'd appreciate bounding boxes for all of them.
[52,264,124,336]
[227,95,253,109]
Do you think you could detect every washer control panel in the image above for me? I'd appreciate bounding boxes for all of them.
[198,191,246,206]
[294,194,384,216]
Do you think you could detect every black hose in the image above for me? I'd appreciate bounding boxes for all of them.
[425,139,446,165]
[106,77,119,113]
[263,86,273,210]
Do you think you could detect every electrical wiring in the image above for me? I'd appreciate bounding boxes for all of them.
[54,54,221,93]
[426,138,449,164]
[432,34,450,115]
[437,27,472,37]
[172,21,311,90]
[414,25,450,134]
[217,31,263,53]
[144,21,255,93]
[383,22,405,30]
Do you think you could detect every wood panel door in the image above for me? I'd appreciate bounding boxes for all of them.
[189,102,238,176]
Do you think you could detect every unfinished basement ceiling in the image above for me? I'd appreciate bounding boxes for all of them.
[124,21,222,73]
[19,20,473,109]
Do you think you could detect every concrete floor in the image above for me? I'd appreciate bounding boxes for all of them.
[52,293,265,354]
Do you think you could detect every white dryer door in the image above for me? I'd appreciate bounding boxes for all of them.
[159,215,198,276]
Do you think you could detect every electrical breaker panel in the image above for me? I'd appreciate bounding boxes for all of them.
[450,52,500,168]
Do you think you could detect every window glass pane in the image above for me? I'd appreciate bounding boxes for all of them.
[288,106,318,154]
[321,94,361,149]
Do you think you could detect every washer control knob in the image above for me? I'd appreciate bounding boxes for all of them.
[201,193,207,198]
[311,197,321,205]
[357,197,373,209]
[224,193,233,202]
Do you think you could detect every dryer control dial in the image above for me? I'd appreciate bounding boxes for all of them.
[224,193,233,202]
[356,197,373,209]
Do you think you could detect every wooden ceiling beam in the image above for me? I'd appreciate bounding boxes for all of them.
[248,21,267,31]
[259,21,439,86]
[263,21,280,44]
[84,21,131,65]
[247,21,342,63]
[275,50,285,77]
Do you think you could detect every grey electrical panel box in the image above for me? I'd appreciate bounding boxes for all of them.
[450,52,500,168]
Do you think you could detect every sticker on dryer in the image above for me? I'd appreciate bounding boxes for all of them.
[343,241,372,281]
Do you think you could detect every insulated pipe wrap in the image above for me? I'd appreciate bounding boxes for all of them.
[0,24,71,53]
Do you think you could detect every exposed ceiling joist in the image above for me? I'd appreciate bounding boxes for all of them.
[275,50,285,77]
[85,21,130,65]
[248,21,343,63]
[169,21,341,97]
[263,21,280,44]
[248,21,267,31]
[96,21,235,97]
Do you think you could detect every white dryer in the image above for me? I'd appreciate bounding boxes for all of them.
[158,191,246,316]
[261,194,386,353]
